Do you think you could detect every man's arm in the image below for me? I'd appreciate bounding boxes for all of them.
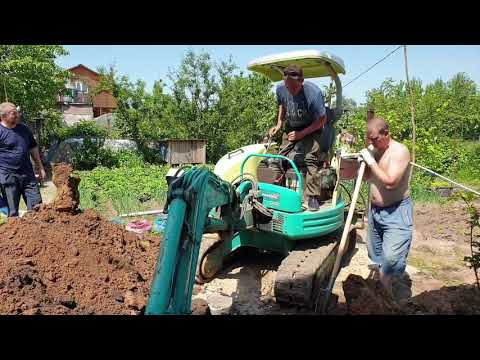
[30,146,46,182]
[363,167,373,182]
[361,146,410,190]
[288,115,326,141]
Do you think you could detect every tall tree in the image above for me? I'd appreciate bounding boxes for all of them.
[0,45,69,121]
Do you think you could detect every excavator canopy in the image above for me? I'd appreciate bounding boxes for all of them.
[247,50,346,82]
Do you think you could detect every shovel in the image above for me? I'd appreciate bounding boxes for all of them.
[315,159,366,314]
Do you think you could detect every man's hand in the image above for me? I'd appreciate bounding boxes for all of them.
[269,125,281,137]
[287,131,305,141]
[360,148,376,166]
[38,167,46,182]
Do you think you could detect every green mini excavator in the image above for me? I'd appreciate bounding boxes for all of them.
[145,50,363,315]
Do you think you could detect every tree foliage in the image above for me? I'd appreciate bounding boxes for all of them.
[99,50,277,163]
[92,52,480,173]
[0,45,69,124]
[341,73,480,177]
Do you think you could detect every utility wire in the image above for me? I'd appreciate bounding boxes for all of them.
[343,45,403,88]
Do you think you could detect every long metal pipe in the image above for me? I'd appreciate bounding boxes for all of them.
[410,162,480,197]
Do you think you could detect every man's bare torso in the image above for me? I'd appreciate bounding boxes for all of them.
[369,140,411,207]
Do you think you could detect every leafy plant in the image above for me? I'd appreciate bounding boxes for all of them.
[77,163,170,215]
[458,192,480,289]
[57,120,108,142]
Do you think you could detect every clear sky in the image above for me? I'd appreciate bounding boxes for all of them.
[56,45,480,105]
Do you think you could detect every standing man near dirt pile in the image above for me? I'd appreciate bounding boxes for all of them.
[268,64,332,211]
[358,117,413,299]
[0,102,45,217]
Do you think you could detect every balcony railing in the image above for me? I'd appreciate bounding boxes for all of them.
[58,91,91,104]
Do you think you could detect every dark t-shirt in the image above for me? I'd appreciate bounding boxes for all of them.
[276,81,326,132]
[0,123,37,180]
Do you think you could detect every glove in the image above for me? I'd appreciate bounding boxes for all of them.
[360,148,376,166]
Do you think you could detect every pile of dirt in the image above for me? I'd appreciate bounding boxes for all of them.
[405,284,480,315]
[0,164,162,315]
[342,274,480,315]
[342,274,405,315]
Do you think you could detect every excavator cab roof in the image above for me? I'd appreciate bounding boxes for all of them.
[247,50,346,82]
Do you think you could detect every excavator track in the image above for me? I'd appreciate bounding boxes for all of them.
[274,229,356,309]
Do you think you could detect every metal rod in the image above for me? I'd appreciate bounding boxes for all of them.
[404,45,417,185]
[118,209,164,218]
[411,162,480,196]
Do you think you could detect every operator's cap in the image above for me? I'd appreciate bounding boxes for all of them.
[283,64,304,80]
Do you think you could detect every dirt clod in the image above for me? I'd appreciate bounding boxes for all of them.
[191,299,210,315]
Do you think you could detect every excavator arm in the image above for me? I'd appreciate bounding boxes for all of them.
[145,167,242,315]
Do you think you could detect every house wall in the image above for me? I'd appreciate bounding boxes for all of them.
[70,66,100,86]
[70,68,117,113]
[59,104,94,126]
[58,65,118,126]
[93,90,117,113]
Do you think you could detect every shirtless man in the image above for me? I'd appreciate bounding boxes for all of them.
[359,118,413,296]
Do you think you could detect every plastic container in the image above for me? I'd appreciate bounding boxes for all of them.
[214,143,276,183]
[0,196,7,216]
[111,217,127,226]
[126,219,152,234]
[152,214,168,234]
[206,293,233,315]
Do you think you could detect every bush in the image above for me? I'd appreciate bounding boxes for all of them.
[57,120,108,142]
[71,139,117,170]
[53,120,143,171]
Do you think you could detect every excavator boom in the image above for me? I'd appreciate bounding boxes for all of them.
[145,167,240,315]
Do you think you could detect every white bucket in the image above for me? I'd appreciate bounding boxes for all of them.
[206,293,233,315]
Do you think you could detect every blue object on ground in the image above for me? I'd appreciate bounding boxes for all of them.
[111,217,128,226]
[152,214,168,234]
[0,195,7,216]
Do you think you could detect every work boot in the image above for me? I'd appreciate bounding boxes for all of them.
[308,196,321,211]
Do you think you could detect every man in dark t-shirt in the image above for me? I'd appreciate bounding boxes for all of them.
[0,102,45,217]
[269,65,328,210]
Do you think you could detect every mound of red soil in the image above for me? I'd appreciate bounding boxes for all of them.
[342,274,405,315]
[343,274,480,315]
[405,284,480,315]
[0,164,161,315]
